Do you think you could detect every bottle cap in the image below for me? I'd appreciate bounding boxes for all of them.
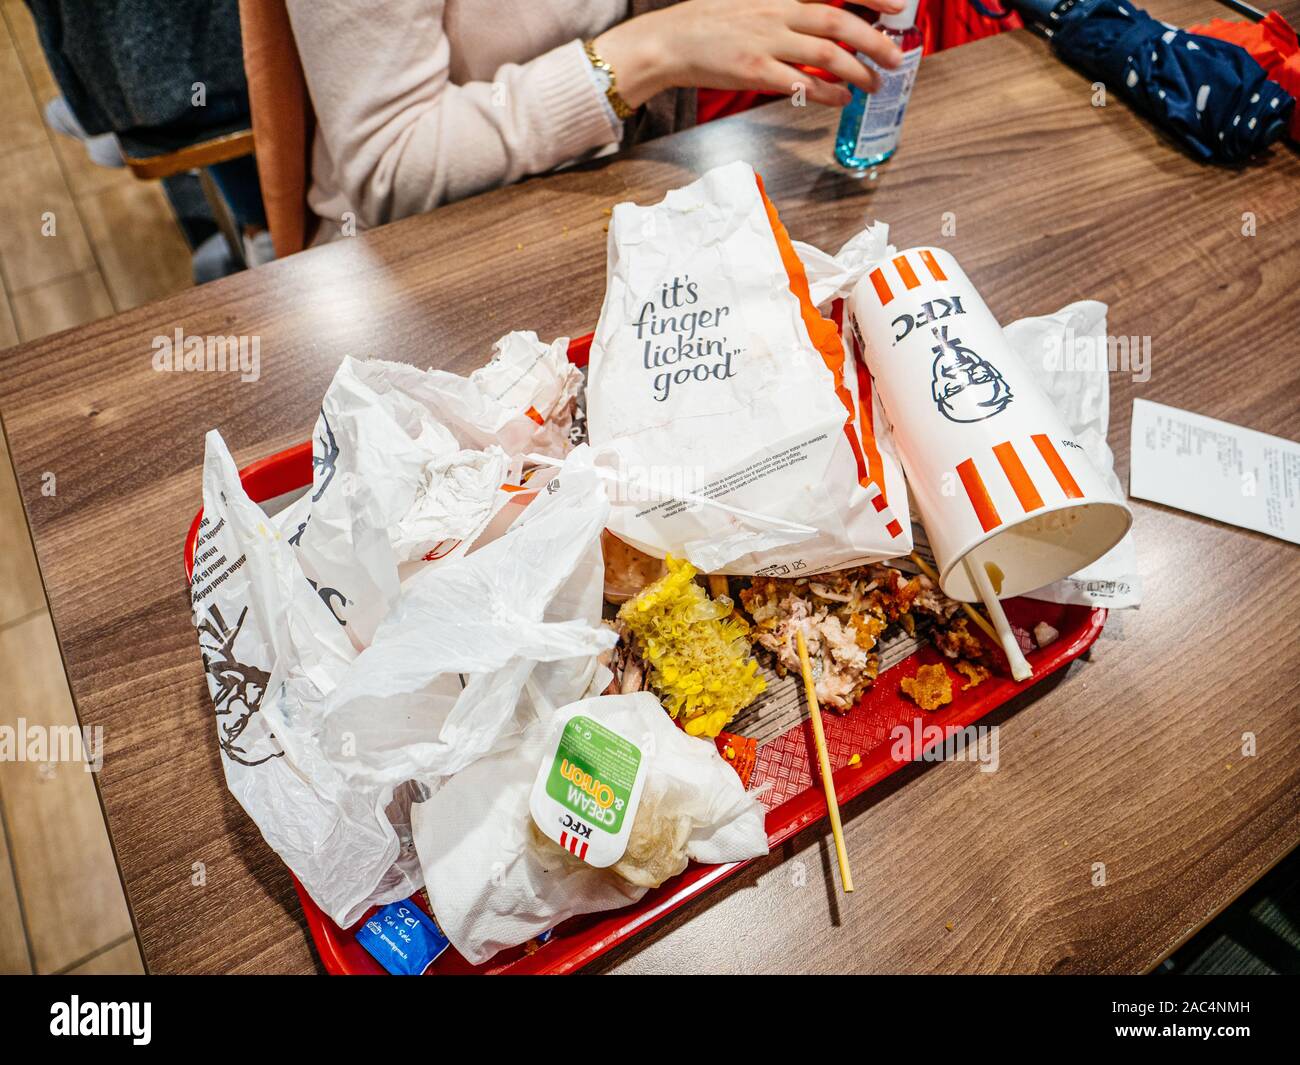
[879,0,921,30]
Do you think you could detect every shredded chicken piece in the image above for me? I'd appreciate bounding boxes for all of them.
[955,659,990,691]
[1033,621,1060,648]
[738,564,976,712]
[930,617,990,663]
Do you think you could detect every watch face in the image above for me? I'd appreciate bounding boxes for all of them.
[591,66,613,94]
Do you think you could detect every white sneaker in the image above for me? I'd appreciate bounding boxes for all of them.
[242,229,276,267]
[44,96,124,168]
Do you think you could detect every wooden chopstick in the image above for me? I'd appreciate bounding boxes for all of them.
[795,629,854,894]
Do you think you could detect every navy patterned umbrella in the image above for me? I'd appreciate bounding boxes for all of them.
[1009,0,1294,162]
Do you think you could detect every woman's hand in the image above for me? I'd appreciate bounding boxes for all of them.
[595,0,908,110]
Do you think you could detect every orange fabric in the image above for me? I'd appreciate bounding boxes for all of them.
[697,89,767,122]
[239,0,317,257]
[695,2,1022,125]
[755,172,871,488]
[918,1,1021,54]
[1189,12,1300,141]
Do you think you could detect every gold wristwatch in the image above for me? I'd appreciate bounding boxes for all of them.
[583,38,635,120]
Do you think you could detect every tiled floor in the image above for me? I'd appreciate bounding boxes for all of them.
[0,0,196,974]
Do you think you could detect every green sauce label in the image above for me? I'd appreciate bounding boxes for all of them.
[530,703,648,868]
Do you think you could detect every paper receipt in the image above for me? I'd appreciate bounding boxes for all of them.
[1129,399,1299,545]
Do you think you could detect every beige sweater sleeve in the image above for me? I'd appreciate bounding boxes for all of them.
[286,0,623,228]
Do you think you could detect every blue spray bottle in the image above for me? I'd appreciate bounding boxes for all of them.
[833,0,925,171]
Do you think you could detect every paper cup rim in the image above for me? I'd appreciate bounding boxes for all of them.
[936,497,1133,602]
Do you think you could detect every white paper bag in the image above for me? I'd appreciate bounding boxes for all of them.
[587,160,910,577]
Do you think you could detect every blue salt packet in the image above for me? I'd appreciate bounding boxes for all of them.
[356,898,450,976]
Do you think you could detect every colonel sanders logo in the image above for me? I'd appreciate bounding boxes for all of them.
[930,325,1012,423]
[312,406,340,502]
[196,604,283,767]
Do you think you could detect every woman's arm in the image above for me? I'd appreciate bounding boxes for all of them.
[289,1,905,228]
[287,0,623,227]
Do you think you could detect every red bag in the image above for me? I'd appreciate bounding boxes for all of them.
[696,0,1022,124]
[1188,11,1300,141]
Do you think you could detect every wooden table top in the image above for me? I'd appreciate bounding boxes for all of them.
[2,0,1296,974]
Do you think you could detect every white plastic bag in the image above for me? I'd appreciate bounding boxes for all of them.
[318,449,618,789]
[410,691,769,965]
[192,431,420,928]
[292,335,581,648]
[190,339,592,927]
[586,160,909,576]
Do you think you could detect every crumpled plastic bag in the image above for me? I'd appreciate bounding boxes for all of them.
[418,330,584,456]
[319,449,617,790]
[190,335,594,926]
[291,333,581,648]
[410,691,769,965]
[192,431,420,927]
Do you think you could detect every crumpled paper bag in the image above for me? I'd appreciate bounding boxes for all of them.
[410,691,769,965]
[586,160,909,575]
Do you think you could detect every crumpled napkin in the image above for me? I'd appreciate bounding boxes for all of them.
[410,690,769,966]
[1005,300,1142,608]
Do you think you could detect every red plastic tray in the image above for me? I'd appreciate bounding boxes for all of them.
[185,333,1106,975]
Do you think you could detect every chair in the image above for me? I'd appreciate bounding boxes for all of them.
[238,0,317,257]
[118,120,256,268]
[116,0,314,264]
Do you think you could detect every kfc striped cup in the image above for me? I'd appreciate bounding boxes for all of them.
[847,246,1131,602]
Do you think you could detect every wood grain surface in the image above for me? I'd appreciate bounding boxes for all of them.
[0,0,1296,974]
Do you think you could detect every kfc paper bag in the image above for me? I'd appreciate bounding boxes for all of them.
[587,161,910,576]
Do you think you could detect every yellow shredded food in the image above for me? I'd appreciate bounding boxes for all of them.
[617,556,766,738]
